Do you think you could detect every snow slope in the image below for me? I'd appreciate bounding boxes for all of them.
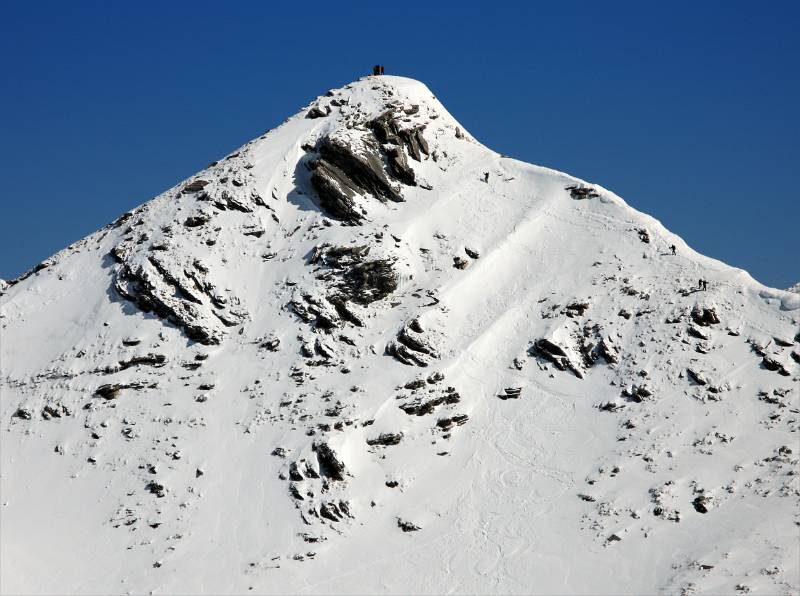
[1,76,798,595]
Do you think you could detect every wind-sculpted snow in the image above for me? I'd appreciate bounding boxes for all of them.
[1,76,798,595]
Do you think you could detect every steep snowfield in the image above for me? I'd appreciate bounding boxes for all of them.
[1,76,798,596]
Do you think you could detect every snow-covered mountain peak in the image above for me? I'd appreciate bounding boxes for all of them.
[1,75,798,595]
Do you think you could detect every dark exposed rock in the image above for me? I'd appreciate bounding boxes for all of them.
[329,298,364,327]
[304,462,320,479]
[144,481,166,498]
[693,494,712,514]
[687,326,710,340]
[366,432,403,446]
[314,337,336,360]
[41,404,70,420]
[497,387,522,400]
[598,401,624,413]
[308,114,427,222]
[289,483,304,501]
[308,243,397,307]
[637,228,650,244]
[288,462,304,482]
[397,324,434,355]
[436,414,469,430]
[182,180,209,193]
[686,368,708,386]
[404,378,427,390]
[387,342,427,367]
[692,307,720,327]
[624,384,652,403]
[368,111,428,163]
[340,259,398,304]
[306,105,331,119]
[289,300,315,323]
[427,371,445,384]
[565,185,599,200]
[319,501,343,522]
[387,320,438,367]
[464,247,480,259]
[579,325,619,367]
[762,356,790,376]
[453,256,469,270]
[397,518,420,532]
[242,225,264,237]
[309,159,365,223]
[12,407,33,420]
[531,339,582,378]
[565,301,590,317]
[310,243,370,269]
[317,134,402,203]
[184,214,211,228]
[260,336,281,351]
[400,387,461,415]
[385,144,416,185]
[313,441,346,481]
[104,353,167,373]
[95,384,123,399]
[113,261,221,345]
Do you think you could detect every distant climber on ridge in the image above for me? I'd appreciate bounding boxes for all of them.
[372,65,385,76]
[670,244,676,255]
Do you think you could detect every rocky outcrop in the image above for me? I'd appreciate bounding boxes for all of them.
[686,368,708,386]
[436,414,469,430]
[387,319,439,367]
[762,356,791,376]
[309,158,368,223]
[102,353,167,374]
[368,111,429,165]
[313,441,346,481]
[399,386,461,415]
[366,432,403,446]
[308,111,428,222]
[692,306,720,327]
[113,261,222,345]
[579,325,619,367]
[340,259,398,304]
[306,105,331,119]
[397,518,421,532]
[497,387,522,400]
[565,185,599,200]
[531,338,583,378]
[311,243,399,304]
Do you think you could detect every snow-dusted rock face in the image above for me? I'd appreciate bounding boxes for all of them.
[1,76,798,595]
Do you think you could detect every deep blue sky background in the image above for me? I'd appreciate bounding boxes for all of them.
[1,1,798,288]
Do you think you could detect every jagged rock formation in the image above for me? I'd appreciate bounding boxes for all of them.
[1,76,798,596]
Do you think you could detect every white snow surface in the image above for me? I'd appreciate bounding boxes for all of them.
[1,76,798,595]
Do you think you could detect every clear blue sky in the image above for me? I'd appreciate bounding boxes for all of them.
[1,1,797,288]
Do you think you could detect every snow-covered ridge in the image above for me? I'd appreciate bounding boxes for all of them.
[1,76,798,595]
